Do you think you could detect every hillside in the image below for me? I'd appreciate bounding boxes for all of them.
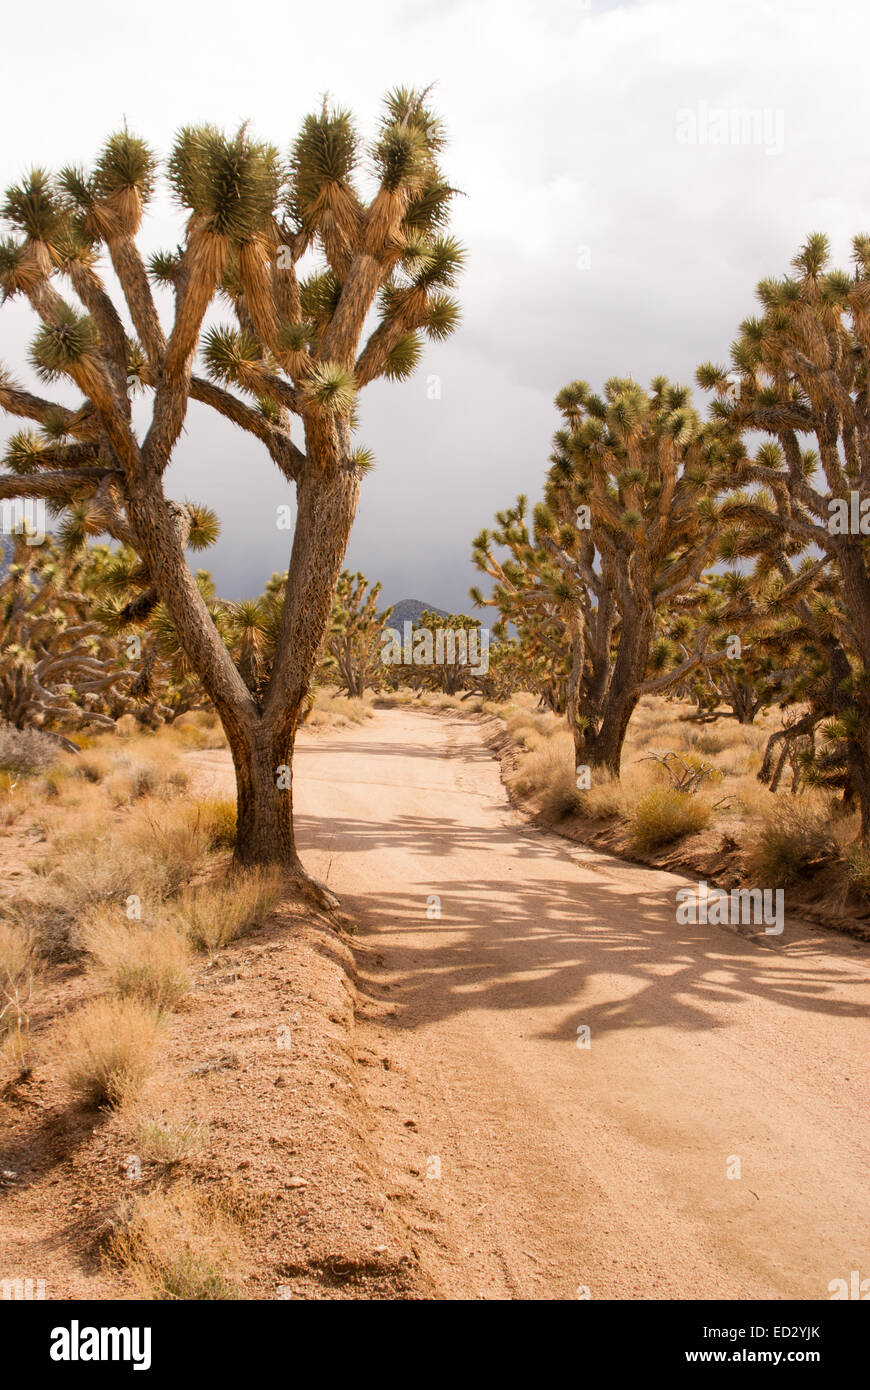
[387,599,452,628]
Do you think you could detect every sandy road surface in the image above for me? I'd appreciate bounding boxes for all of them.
[195,708,870,1300]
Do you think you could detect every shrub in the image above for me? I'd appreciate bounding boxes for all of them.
[0,775,35,827]
[167,712,227,750]
[105,1184,242,1299]
[628,786,711,853]
[75,754,111,784]
[845,845,870,898]
[574,774,625,821]
[749,806,838,885]
[514,730,574,797]
[83,913,191,1011]
[0,724,58,777]
[131,1113,208,1165]
[172,868,282,953]
[0,921,37,1054]
[540,771,583,820]
[119,803,211,893]
[187,797,237,851]
[308,689,372,727]
[64,997,162,1108]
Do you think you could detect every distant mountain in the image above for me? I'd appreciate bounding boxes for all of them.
[387,598,452,628]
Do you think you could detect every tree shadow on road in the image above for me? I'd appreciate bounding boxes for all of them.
[294,807,868,1044]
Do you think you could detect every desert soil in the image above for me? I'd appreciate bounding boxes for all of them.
[3,707,868,1300]
[200,707,870,1300]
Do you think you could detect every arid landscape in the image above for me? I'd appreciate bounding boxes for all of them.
[1,0,869,1344]
[1,695,868,1301]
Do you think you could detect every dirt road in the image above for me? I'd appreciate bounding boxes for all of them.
[199,708,870,1300]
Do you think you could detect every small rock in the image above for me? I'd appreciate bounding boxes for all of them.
[286,1177,308,1189]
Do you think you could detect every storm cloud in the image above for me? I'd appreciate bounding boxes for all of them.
[1,0,867,611]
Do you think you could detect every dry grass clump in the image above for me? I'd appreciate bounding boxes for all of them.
[164,711,228,751]
[306,689,373,729]
[35,729,196,806]
[82,910,191,1012]
[504,706,562,744]
[539,772,626,822]
[628,786,711,853]
[183,796,236,851]
[419,691,485,712]
[729,773,779,820]
[0,921,37,1006]
[714,744,761,779]
[573,774,626,822]
[170,867,282,953]
[374,688,415,708]
[3,788,234,961]
[74,752,114,784]
[512,729,571,796]
[0,774,36,827]
[106,748,190,807]
[499,696,816,852]
[1,835,162,961]
[105,1183,243,1299]
[131,1111,209,1165]
[0,921,37,1063]
[117,799,217,893]
[64,996,163,1108]
[683,722,765,757]
[511,724,635,822]
[844,844,870,899]
[539,768,584,820]
[748,804,840,885]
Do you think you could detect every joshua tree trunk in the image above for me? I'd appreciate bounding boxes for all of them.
[157,467,360,892]
[232,718,298,867]
[850,731,870,842]
[582,692,641,776]
[568,609,650,778]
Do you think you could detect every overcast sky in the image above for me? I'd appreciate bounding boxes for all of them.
[2,0,868,612]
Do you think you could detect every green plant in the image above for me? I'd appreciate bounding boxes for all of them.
[628,786,711,852]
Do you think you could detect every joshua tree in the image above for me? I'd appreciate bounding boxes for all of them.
[319,570,391,697]
[471,497,573,712]
[0,93,462,898]
[474,378,746,774]
[698,233,870,834]
[390,609,484,696]
[0,532,170,734]
[664,573,796,725]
